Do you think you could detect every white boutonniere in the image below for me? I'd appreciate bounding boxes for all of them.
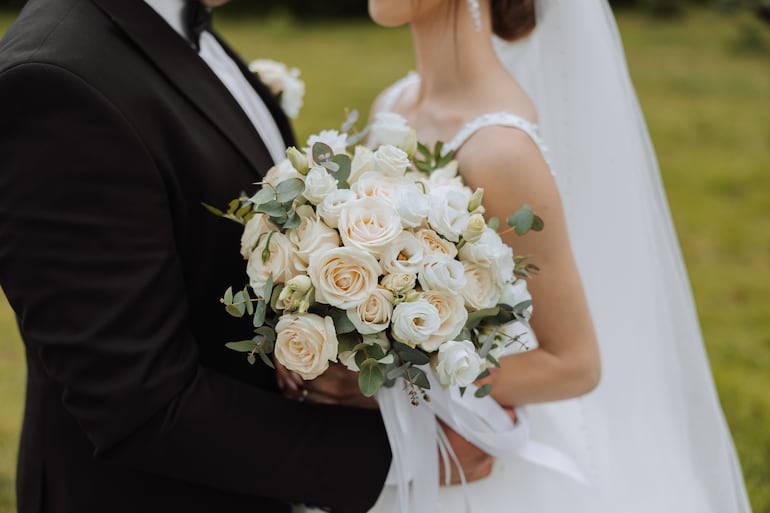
[248,59,305,119]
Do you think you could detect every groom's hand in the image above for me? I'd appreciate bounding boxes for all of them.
[438,419,495,485]
[276,362,378,410]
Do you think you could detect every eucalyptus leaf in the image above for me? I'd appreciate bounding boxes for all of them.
[321,160,340,173]
[235,203,252,219]
[507,204,535,236]
[250,187,276,206]
[226,303,245,318]
[531,215,545,232]
[283,208,301,230]
[330,308,357,334]
[359,358,386,397]
[256,201,287,218]
[254,326,277,345]
[387,362,410,380]
[513,300,532,316]
[466,307,500,330]
[487,217,500,232]
[275,178,305,203]
[405,367,431,390]
[258,349,275,369]
[225,340,258,352]
[337,332,361,354]
[331,154,351,188]
[312,142,334,164]
[475,384,492,398]
[247,353,257,365]
[226,198,241,215]
[223,286,234,306]
[393,341,431,366]
[253,298,266,328]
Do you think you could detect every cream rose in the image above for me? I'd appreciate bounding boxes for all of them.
[346,287,394,335]
[240,213,279,260]
[428,185,471,243]
[338,197,402,258]
[307,246,382,310]
[419,291,469,352]
[263,158,304,188]
[302,166,338,205]
[274,313,338,380]
[418,255,467,295]
[380,231,424,275]
[316,189,356,229]
[415,228,458,259]
[374,144,411,177]
[381,272,417,293]
[351,171,409,205]
[432,340,482,387]
[391,299,441,348]
[462,262,502,311]
[349,145,375,184]
[246,231,302,295]
[288,205,340,268]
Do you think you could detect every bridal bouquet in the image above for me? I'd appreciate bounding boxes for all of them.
[207,112,542,402]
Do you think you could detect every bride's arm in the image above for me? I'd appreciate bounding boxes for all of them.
[459,127,601,408]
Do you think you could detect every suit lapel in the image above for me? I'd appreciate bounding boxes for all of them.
[89,0,273,178]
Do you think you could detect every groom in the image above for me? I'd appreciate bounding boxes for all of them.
[0,0,392,512]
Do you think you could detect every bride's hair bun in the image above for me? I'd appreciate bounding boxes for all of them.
[491,0,536,41]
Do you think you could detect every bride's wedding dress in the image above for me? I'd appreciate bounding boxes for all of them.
[361,1,753,512]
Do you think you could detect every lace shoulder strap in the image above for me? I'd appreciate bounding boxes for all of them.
[444,112,555,172]
[377,72,419,115]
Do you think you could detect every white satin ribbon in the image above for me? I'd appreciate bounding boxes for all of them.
[376,368,588,513]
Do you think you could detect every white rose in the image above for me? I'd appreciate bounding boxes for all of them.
[240,213,279,260]
[432,340,482,387]
[288,205,340,268]
[306,129,348,156]
[458,228,515,283]
[418,255,467,295]
[346,287,394,335]
[248,59,305,119]
[369,112,415,152]
[461,214,486,244]
[374,145,410,177]
[418,291,469,352]
[391,299,441,348]
[415,228,458,259]
[500,279,533,320]
[351,171,409,205]
[462,262,502,311]
[302,166,338,205]
[263,158,304,188]
[307,246,382,310]
[316,189,357,229]
[338,197,402,258]
[380,231,424,275]
[349,145,375,184]
[428,185,471,242]
[246,231,303,295]
[393,184,430,228]
[380,272,417,293]
[427,161,463,189]
[274,313,338,380]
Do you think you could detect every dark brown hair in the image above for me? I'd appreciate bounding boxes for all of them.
[490,0,536,41]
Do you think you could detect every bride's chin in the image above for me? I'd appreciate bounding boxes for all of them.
[367,1,412,28]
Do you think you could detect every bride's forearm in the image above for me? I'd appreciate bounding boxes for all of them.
[489,346,600,408]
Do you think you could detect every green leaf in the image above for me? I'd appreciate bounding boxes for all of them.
[405,367,431,390]
[256,201,287,218]
[254,326,277,347]
[386,362,410,381]
[337,332,361,354]
[487,217,500,232]
[531,215,545,232]
[225,303,245,318]
[282,208,301,230]
[233,290,245,305]
[201,202,224,217]
[263,274,274,303]
[270,284,285,312]
[321,160,340,173]
[250,187,276,206]
[513,300,532,316]
[312,142,334,164]
[275,178,305,203]
[330,308,357,334]
[253,298,266,328]
[331,154,351,188]
[465,307,500,330]
[486,353,501,367]
[225,340,258,352]
[258,349,275,369]
[243,287,254,316]
[358,358,386,397]
[477,368,491,380]
[235,203,252,219]
[226,198,241,215]
[507,204,535,236]
[247,353,257,365]
[364,342,386,361]
[393,341,430,366]
[223,286,234,305]
[475,384,492,398]
[417,142,432,160]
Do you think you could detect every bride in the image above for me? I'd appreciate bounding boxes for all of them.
[353,0,753,512]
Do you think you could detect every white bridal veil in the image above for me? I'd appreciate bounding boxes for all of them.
[491,0,753,510]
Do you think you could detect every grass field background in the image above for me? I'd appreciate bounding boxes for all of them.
[1,7,769,513]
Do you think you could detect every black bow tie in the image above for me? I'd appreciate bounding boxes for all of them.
[183,1,212,51]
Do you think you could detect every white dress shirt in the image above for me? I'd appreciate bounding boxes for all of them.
[144,0,287,165]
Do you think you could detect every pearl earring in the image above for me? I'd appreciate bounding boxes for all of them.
[467,0,482,32]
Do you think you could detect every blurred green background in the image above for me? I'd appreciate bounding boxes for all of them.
[1,2,770,513]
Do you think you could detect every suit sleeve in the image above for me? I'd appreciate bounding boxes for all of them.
[0,62,390,513]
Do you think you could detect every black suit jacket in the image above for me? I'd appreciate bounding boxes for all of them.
[0,1,391,512]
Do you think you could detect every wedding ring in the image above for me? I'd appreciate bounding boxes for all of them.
[298,387,308,403]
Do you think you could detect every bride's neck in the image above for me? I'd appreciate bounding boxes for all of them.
[409,5,504,108]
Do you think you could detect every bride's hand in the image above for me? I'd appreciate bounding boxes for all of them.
[275,361,379,410]
[438,419,495,485]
